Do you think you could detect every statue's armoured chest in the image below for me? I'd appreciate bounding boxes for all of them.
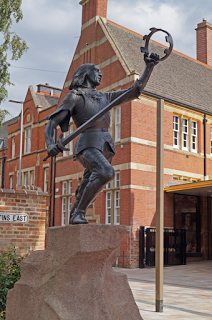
[73,92,109,128]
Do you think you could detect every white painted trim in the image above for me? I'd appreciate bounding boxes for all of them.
[81,16,99,30]
[98,55,118,69]
[73,37,107,62]
[120,185,156,191]
[79,0,90,6]
[56,161,204,183]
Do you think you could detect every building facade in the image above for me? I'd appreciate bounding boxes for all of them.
[3,0,212,267]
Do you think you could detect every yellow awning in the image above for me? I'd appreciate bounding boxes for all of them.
[164,180,212,197]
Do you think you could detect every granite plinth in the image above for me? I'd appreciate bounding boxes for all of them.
[6,224,142,320]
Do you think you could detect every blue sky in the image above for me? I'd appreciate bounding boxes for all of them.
[2,0,212,119]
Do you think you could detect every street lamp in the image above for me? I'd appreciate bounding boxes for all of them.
[9,100,24,186]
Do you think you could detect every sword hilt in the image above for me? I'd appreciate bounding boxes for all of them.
[43,133,69,162]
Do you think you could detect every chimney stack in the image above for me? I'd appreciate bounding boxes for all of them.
[79,0,108,25]
[196,19,212,66]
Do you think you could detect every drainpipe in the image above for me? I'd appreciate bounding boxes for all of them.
[203,114,207,180]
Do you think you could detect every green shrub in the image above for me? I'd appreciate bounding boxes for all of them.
[0,247,29,320]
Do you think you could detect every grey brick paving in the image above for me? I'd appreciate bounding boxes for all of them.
[114,261,212,319]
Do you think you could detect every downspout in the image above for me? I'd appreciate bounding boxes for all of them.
[203,114,207,180]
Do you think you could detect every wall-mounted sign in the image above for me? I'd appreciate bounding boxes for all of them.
[0,212,29,223]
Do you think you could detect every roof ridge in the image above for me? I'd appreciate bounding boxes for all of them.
[2,116,19,126]
[98,17,132,75]
[29,85,39,108]
[107,19,212,71]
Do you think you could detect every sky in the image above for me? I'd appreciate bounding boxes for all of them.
[2,0,212,120]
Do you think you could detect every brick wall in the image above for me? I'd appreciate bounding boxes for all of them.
[0,186,48,255]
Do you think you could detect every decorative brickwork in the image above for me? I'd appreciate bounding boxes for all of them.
[0,186,48,255]
[80,0,108,25]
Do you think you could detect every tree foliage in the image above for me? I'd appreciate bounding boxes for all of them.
[0,0,28,123]
[0,247,30,319]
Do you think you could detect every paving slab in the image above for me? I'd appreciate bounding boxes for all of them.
[114,261,212,320]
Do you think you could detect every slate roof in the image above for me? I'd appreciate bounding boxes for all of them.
[0,116,19,151]
[106,21,212,114]
[35,94,59,110]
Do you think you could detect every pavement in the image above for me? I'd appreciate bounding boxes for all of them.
[114,261,212,320]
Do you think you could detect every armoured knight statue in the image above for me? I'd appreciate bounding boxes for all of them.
[44,52,159,224]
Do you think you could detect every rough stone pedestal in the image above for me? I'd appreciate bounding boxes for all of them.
[6,224,142,320]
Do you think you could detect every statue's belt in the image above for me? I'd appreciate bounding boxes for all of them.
[83,128,108,133]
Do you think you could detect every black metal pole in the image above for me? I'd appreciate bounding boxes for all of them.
[2,153,5,189]
[1,140,5,189]
[52,129,57,226]
[203,114,207,179]
[48,156,53,227]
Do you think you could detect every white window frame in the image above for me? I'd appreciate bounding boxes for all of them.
[12,137,15,158]
[115,172,120,188]
[68,180,72,194]
[63,124,73,157]
[182,118,189,151]
[62,181,67,195]
[115,106,121,142]
[114,190,120,225]
[106,191,112,224]
[44,168,49,192]
[191,121,197,153]
[61,197,66,226]
[106,182,111,189]
[173,116,179,149]
[68,196,72,222]
[24,127,31,154]
[108,110,112,136]
[69,124,73,155]
[63,131,68,157]
[9,175,14,189]
[30,171,35,186]
[24,172,29,185]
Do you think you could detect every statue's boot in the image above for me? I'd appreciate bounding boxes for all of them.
[70,175,113,225]
[69,178,89,224]
[70,209,88,224]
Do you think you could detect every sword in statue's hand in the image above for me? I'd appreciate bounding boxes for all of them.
[43,28,173,162]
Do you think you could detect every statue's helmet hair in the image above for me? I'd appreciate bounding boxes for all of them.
[69,63,96,90]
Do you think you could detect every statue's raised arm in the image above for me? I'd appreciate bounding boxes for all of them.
[43,28,173,225]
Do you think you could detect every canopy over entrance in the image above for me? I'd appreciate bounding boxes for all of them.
[164,180,212,197]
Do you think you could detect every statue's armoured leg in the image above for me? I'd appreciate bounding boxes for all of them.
[69,170,90,224]
[70,146,114,224]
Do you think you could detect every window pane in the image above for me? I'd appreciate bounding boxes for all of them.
[69,180,72,194]
[62,182,67,195]
[106,192,111,225]
[44,168,49,192]
[173,116,179,148]
[115,107,121,142]
[69,125,73,155]
[115,172,120,188]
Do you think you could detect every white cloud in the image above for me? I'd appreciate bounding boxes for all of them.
[2,0,212,120]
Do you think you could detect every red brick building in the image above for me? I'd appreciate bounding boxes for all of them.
[2,0,212,267]
[3,83,61,194]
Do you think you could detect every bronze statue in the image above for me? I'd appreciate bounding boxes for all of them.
[44,28,173,225]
